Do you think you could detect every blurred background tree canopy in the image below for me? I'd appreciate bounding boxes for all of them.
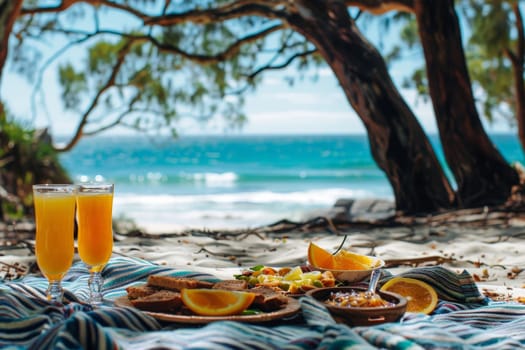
[388,0,525,150]
[0,0,523,220]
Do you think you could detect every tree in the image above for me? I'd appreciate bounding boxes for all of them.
[284,0,455,212]
[0,1,22,79]
[414,0,519,207]
[391,1,525,153]
[378,0,521,207]
[2,0,521,215]
[0,2,71,219]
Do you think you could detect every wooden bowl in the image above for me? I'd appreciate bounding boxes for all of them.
[308,257,385,283]
[305,286,407,327]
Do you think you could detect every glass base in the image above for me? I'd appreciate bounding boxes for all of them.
[88,271,104,306]
[47,280,64,304]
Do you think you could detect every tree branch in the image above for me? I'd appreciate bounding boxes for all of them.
[514,3,524,67]
[16,0,413,151]
[21,16,282,148]
[342,0,414,14]
[44,22,283,65]
[20,0,148,20]
[20,0,79,15]
[248,48,317,80]
[54,39,135,152]
[0,1,23,78]
[144,1,287,26]
[246,30,295,76]
[30,30,95,127]
[83,109,137,136]
[150,24,283,64]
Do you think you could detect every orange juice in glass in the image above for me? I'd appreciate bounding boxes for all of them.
[76,183,114,305]
[33,184,78,303]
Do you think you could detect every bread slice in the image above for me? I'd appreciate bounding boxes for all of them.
[250,286,288,312]
[130,290,182,313]
[212,279,248,291]
[126,285,159,300]
[147,275,214,291]
[128,275,287,314]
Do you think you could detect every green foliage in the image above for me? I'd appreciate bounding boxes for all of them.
[399,19,419,48]
[402,68,429,99]
[59,64,87,110]
[88,41,120,74]
[0,104,70,219]
[460,0,518,124]
[383,0,521,126]
[465,0,512,57]
[10,1,323,141]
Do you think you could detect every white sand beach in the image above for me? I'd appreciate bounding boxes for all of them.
[1,199,525,302]
[110,222,525,291]
[108,199,525,290]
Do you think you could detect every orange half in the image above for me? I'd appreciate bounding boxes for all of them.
[308,242,379,271]
[181,289,256,316]
[333,250,377,270]
[307,242,335,269]
[380,277,438,314]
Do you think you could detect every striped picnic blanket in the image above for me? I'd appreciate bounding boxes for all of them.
[1,256,525,349]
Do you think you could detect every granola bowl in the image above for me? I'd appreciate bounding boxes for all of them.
[306,286,407,327]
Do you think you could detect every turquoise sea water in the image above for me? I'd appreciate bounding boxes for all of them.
[58,134,525,231]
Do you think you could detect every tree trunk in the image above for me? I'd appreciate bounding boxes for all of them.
[414,0,520,208]
[0,1,23,220]
[289,0,455,214]
[0,1,22,82]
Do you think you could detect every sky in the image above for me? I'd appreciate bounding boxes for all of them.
[2,60,514,138]
[0,6,516,139]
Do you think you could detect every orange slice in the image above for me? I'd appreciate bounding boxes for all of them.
[307,242,335,269]
[181,289,256,316]
[333,250,378,270]
[308,242,380,271]
[380,277,438,314]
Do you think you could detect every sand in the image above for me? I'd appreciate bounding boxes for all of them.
[109,223,525,290]
[1,199,525,300]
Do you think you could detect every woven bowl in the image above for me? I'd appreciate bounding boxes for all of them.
[306,286,407,327]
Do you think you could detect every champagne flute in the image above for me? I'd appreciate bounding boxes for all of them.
[33,184,78,303]
[76,183,114,305]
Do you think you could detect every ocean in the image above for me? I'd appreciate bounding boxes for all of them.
[58,134,525,232]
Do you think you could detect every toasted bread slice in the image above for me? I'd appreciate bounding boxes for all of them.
[126,285,159,300]
[130,290,182,313]
[212,279,248,291]
[250,286,288,312]
[147,275,214,291]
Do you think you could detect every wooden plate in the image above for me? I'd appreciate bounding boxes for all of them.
[113,296,301,324]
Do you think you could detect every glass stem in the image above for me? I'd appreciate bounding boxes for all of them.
[47,280,64,304]
[88,271,104,305]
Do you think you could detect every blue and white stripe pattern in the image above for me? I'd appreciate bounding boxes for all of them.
[1,256,524,349]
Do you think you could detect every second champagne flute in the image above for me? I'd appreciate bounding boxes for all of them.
[76,183,114,305]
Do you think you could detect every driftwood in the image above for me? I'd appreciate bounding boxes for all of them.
[106,204,525,242]
[2,205,525,282]
[177,208,524,241]
[3,203,525,244]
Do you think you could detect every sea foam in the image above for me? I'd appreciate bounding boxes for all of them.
[112,187,393,232]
